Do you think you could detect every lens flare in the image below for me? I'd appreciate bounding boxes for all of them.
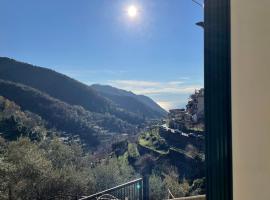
[127,5,138,18]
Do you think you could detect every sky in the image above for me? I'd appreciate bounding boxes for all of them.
[0,0,204,110]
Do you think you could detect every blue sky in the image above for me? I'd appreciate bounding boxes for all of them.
[0,0,204,110]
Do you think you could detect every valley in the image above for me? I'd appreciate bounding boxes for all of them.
[0,57,205,199]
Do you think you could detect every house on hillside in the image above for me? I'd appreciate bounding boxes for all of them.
[186,88,204,122]
[166,89,204,131]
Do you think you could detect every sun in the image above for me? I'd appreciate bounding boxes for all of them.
[127,5,138,18]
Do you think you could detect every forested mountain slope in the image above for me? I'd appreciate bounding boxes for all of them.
[0,57,145,124]
[92,84,167,119]
[0,80,137,146]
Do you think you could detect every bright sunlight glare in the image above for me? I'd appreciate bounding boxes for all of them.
[127,5,138,18]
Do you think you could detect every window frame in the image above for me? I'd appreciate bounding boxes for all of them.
[204,0,233,200]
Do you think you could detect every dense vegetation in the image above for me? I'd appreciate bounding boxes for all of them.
[0,96,205,199]
[0,136,138,200]
[0,96,134,199]
[139,128,169,154]
[0,96,47,141]
[0,57,205,199]
[0,136,205,200]
[112,140,206,200]
[0,81,139,146]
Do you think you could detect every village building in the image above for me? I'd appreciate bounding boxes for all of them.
[186,88,204,122]
[167,88,204,131]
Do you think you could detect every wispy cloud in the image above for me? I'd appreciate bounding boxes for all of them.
[109,80,160,87]
[107,79,203,110]
[53,68,202,110]
[108,80,201,95]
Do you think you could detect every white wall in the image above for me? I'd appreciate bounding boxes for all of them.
[231,0,270,199]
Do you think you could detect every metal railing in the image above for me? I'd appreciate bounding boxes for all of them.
[79,178,144,200]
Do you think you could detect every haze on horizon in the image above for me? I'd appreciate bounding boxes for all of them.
[0,0,204,110]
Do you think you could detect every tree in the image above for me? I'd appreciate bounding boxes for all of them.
[0,137,94,199]
[163,168,190,198]
[0,137,53,199]
[92,157,137,192]
[149,173,166,200]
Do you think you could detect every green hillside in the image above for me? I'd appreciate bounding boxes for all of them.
[0,57,144,125]
[0,80,138,146]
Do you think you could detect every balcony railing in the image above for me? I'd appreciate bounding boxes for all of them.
[79,177,205,200]
[79,178,144,200]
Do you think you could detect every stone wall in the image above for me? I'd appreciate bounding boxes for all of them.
[159,128,205,152]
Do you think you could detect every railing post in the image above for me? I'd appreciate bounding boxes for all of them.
[143,176,149,200]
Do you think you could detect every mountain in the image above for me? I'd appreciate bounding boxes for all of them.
[0,58,108,113]
[0,57,167,146]
[0,57,145,124]
[0,80,139,146]
[91,84,167,119]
